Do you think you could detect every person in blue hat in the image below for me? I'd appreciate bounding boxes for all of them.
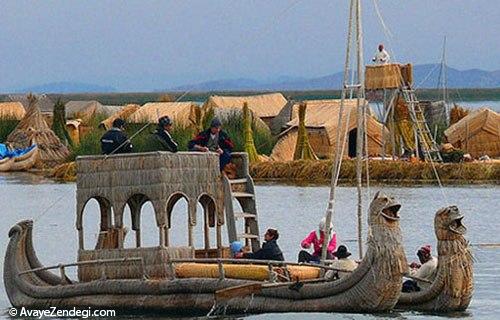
[230,241,244,258]
[188,117,234,171]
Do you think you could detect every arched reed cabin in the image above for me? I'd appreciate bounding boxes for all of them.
[75,151,258,281]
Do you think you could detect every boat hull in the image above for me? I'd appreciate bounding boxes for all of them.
[9,146,38,171]
[4,219,406,314]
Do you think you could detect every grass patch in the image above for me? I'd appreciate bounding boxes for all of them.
[0,118,20,143]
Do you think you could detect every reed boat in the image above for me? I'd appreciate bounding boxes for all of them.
[4,152,407,314]
[9,145,38,171]
[0,157,14,172]
[0,144,38,172]
[397,205,473,311]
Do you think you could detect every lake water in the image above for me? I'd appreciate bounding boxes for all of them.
[0,173,498,319]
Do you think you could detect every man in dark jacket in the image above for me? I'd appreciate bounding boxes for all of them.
[236,228,284,261]
[100,118,133,155]
[188,117,234,171]
[150,116,178,152]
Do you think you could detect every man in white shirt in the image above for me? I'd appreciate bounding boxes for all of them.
[372,44,390,65]
[403,245,438,292]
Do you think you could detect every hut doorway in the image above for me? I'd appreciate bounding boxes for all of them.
[348,128,357,158]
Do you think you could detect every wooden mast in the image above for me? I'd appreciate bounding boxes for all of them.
[321,0,366,261]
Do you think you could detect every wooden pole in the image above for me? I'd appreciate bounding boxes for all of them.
[321,0,355,263]
[354,0,365,259]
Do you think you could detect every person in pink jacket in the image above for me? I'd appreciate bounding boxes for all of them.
[298,217,337,263]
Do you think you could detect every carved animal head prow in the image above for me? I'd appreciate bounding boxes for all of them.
[369,191,401,227]
[434,205,466,240]
[8,219,33,238]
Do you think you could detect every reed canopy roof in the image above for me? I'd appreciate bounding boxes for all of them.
[128,102,199,126]
[444,107,500,157]
[99,104,140,130]
[0,102,26,120]
[203,93,288,119]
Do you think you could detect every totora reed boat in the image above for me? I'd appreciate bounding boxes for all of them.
[396,205,473,312]
[4,152,407,315]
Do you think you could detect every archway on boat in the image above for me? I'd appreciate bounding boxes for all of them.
[348,128,357,158]
[166,192,190,247]
[80,196,112,250]
[123,194,159,248]
[195,194,220,257]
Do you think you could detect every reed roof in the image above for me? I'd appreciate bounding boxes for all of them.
[65,101,123,122]
[7,94,54,114]
[444,108,500,157]
[0,102,26,120]
[6,102,70,167]
[128,101,199,126]
[99,104,140,130]
[204,93,288,118]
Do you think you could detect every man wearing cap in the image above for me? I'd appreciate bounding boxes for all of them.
[235,228,284,261]
[328,245,358,279]
[100,118,133,155]
[372,44,390,65]
[403,245,438,292]
[188,117,234,171]
[150,116,178,152]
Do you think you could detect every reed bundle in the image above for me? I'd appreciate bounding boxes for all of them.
[250,160,500,184]
[293,103,318,160]
[242,102,260,163]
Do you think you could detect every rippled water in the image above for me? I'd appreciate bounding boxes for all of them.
[0,172,498,319]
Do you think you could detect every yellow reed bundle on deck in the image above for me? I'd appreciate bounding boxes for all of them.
[175,263,321,281]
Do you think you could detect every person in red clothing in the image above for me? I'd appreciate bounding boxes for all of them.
[298,217,337,263]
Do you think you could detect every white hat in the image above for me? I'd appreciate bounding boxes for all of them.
[319,217,333,232]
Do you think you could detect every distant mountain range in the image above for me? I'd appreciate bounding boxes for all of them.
[171,64,500,91]
[18,82,116,94]
[10,64,500,93]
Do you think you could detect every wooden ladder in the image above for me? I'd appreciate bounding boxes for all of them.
[400,86,443,162]
[223,153,260,252]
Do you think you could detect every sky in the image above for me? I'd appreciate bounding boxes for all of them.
[0,0,498,92]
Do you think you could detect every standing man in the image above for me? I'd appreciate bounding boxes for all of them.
[100,118,133,155]
[150,116,178,152]
[188,117,234,171]
[372,44,390,64]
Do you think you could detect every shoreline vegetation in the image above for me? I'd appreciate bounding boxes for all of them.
[1,88,499,106]
[249,160,500,185]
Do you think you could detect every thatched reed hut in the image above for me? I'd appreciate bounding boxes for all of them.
[444,108,500,158]
[128,102,200,127]
[0,102,26,120]
[7,94,54,114]
[65,101,124,122]
[203,93,289,128]
[270,99,387,161]
[99,104,140,130]
[6,99,70,168]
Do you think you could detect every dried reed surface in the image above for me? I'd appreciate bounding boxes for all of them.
[50,161,76,182]
[6,97,70,168]
[250,160,500,184]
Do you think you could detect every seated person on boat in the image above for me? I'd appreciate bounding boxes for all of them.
[325,245,358,279]
[298,217,337,263]
[235,228,284,261]
[402,245,438,292]
[100,118,133,155]
[149,116,178,152]
[188,117,233,171]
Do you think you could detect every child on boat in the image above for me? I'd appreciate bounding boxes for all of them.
[298,217,337,263]
[235,228,284,261]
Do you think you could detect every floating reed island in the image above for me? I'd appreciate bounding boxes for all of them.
[250,159,500,185]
